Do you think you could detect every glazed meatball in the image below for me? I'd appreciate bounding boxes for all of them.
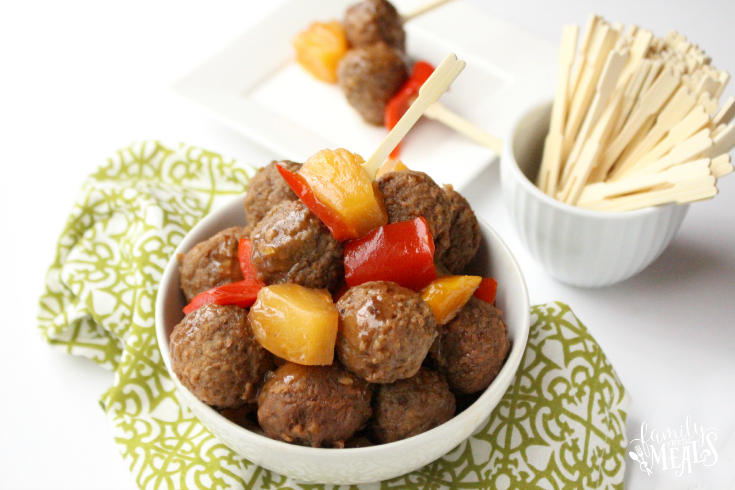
[257,363,372,448]
[243,160,301,227]
[250,200,343,291]
[338,43,408,125]
[372,368,456,443]
[336,281,437,383]
[431,297,510,394]
[344,0,405,51]
[377,171,453,257]
[438,184,481,274]
[170,304,274,408]
[179,227,249,302]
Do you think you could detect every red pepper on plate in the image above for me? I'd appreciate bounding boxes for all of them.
[182,238,264,315]
[238,238,264,286]
[344,216,437,291]
[183,281,262,315]
[384,60,435,158]
[473,277,498,305]
[276,163,356,241]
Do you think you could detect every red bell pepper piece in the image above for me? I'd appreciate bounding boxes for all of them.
[238,238,264,286]
[384,60,436,158]
[276,164,355,241]
[183,280,262,315]
[473,278,498,305]
[344,217,437,291]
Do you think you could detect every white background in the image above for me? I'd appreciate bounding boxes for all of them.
[1,1,734,489]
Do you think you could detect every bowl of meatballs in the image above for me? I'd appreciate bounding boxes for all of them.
[155,157,530,484]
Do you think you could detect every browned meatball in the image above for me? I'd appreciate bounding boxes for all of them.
[178,227,248,302]
[250,200,343,291]
[438,184,481,274]
[377,170,453,257]
[243,160,301,227]
[336,281,437,383]
[257,363,372,448]
[431,297,510,394]
[372,368,456,443]
[338,43,408,125]
[170,304,274,408]
[344,0,405,51]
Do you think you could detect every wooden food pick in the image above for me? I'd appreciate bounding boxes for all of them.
[557,90,623,205]
[568,15,601,102]
[712,96,735,126]
[562,23,617,163]
[611,86,697,179]
[710,154,733,178]
[564,49,629,180]
[701,122,735,158]
[401,0,455,21]
[579,174,717,212]
[537,24,579,196]
[422,103,503,154]
[599,67,682,176]
[362,53,466,180]
[578,158,712,204]
[613,105,710,180]
[635,128,713,176]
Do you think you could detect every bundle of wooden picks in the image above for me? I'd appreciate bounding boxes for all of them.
[536,15,734,212]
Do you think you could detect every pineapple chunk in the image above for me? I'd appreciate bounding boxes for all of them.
[299,148,388,240]
[248,284,338,365]
[375,158,409,179]
[293,21,348,83]
[420,276,482,325]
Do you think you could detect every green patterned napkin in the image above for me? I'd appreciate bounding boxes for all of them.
[38,142,630,490]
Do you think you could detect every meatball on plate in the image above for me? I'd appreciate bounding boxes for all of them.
[156,192,530,485]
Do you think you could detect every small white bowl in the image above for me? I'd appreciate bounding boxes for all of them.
[155,193,530,485]
[500,100,690,288]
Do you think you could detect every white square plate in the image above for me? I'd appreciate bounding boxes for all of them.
[172,0,558,190]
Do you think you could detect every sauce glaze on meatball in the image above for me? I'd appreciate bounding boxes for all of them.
[431,297,510,394]
[178,227,249,302]
[336,281,437,383]
[257,363,372,447]
[243,160,301,227]
[250,200,343,291]
[170,304,274,408]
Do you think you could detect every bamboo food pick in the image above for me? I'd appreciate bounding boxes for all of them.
[401,0,455,21]
[362,53,466,180]
[536,16,732,212]
[422,103,503,154]
[537,24,578,195]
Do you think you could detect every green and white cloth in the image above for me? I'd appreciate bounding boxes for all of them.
[38,141,630,490]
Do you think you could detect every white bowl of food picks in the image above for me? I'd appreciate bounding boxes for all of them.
[501,17,734,288]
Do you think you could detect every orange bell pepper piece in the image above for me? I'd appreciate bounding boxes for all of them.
[420,275,482,325]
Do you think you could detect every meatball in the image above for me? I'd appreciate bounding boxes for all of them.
[257,363,372,448]
[338,43,408,125]
[250,200,343,291]
[179,227,249,302]
[377,170,453,257]
[372,368,456,443]
[431,297,510,394]
[438,184,481,274]
[336,281,437,383]
[344,0,405,51]
[170,304,274,408]
[243,160,301,227]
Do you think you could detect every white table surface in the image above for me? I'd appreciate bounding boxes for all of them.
[1,1,733,489]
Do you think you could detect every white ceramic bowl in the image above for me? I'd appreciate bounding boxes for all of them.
[500,100,690,288]
[155,193,530,484]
